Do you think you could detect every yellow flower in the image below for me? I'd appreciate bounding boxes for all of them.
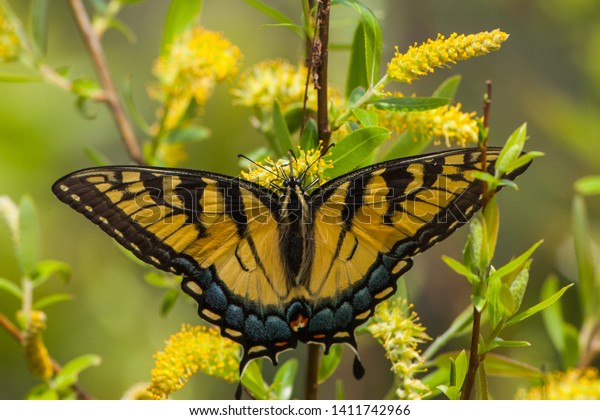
[378,102,479,147]
[368,298,431,400]
[147,324,240,400]
[388,30,508,83]
[152,27,242,129]
[240,144,333,190]
[231,59,316,113]
[0,8,20,63]
[23,311,54,380]
[517,368,600,400]
[121,382,153,400]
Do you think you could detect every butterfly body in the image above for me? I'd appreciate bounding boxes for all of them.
[52,147,529,381]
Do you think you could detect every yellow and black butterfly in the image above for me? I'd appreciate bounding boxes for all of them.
[52,147,528,394]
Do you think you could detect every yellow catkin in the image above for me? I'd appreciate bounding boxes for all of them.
[240,144,333,190]
[23,311,54,380]
[147,324,240,400]
[517,368,600,400]
[231,59,315,113]
[368,298,431,400]
[151,27,242,129]
[378,103,480,147]
[388,30,508,83]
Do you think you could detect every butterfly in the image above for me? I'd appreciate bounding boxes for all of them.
[52,147,528,396]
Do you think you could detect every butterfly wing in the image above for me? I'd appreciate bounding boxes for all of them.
[303,147,529,351]
[52,167,298,370]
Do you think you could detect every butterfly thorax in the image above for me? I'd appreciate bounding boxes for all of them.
[278,178,314,286]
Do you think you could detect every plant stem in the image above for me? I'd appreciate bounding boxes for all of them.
[461,81,493,400]
[461,306,482,399]
[305,344,321,399]
[315,0,331,148]
[68,0,144,165]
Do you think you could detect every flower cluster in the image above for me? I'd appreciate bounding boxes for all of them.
[0,7,20,63]
[240,144,332,190]
[378,103,480,147]
[517,368,600,399]
[147,324,240,400]
[231,59,315,114]
[367,298,431,399]
[388,30,508,83]
[23,311,53,380]
[151,27,242,130]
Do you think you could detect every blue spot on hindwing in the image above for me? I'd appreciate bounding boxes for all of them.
[333,302,353,328]
[265,316,292,342]
[204,283,227,311]
[245,315,266,342]
[352,288,371,312]
[309,308,334,332]
[225,304,244,329]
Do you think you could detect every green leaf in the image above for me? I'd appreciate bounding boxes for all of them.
[371,97,449,112]
[464,217,483,274]
[33,293,74,310]
[29,0,49,55]
[241,360,269,400]
[505,284,573,328]
[433,75,462,100]
[487,240,542,287]
[540,274,564,354]
[334,0,381,89]
[163,125,211,144]
[122,76,151,134]
[84,146,111,166]
[72,78,102,99]
[299,119,318,151]
[283,107,305,135]
[572,195,595,317]
[352,108,378,127]
[270,359,298,400]
[482,196,499,268]
[486,337,530,352]
[144,272,173,288]
[31,259,70,286]
[0,277,22,299]
[18,195,39,275]
[574,175,600,196]
[160,0,203,54]
[160,288,179,317]
[438,350,467,400]
[488,274,503,329]
[346,21,368,96]
[0,73,42,83]
[335,379,345,400]
[562,323,580,369]
[347,86,366,107]
[324,127,390,178]
[53,354,101,391]
[495,123,527,177]
[508,262,530,312]
[318,344,342,384]
[243,0,302,37]
[442,255,479,284]
[272,101,294,156]
[501,151,543,176]
[483,353,543,379]
[27,383,58,400]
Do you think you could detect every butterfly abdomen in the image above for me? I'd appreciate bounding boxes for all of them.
[278,182,315,285]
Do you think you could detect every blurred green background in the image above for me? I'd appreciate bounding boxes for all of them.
[1,0,599,399]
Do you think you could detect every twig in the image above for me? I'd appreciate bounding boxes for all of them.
[0,312,93,399]
[314,0,331,148]
[305,344,321,400]
[461,80,493,400]
[68,0,144,165]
